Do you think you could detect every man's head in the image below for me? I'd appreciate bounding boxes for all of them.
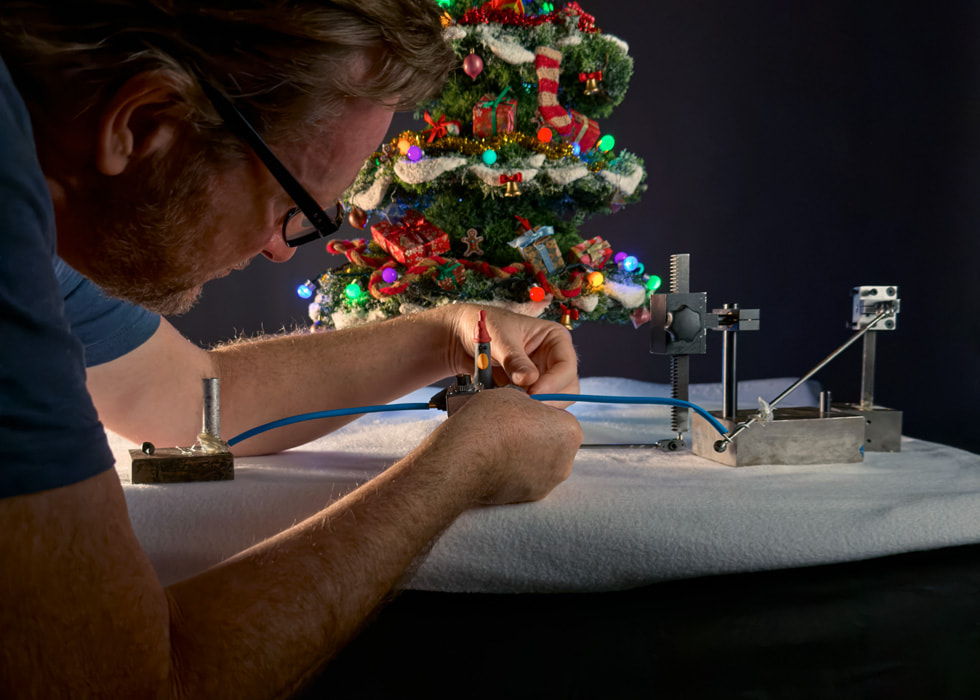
[1,1,454,313]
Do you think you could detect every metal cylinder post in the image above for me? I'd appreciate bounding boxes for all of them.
[860,332,877,410]
[721,304,738,420]
[820,390,833,417]
[202,378,221,440]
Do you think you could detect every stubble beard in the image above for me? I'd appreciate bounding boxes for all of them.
[73,144,238,316]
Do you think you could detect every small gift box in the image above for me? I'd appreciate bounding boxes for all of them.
[424,111,461,143]
[473,87,517,138]
[568,109,600,152]
[371,210,450,265]
[489,0,525,11]
[566,236,612,269]
[508,225,564,275]
[434,261,467,290]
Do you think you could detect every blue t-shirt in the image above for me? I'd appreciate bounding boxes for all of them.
[0,55,160,497]
[54,257,160,368]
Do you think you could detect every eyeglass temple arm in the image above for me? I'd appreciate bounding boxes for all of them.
[196,79,335,233]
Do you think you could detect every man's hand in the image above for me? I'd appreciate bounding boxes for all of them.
[416,386,582,506]
[441,304,580,401]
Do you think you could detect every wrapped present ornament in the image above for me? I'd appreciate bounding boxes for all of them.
[567,236,612,269]
[487,0,525,12]
[423,111,461,143]
[371,210,450,265]
[508,220,564,275]
[568,109,600,152]
[473,86,517,138]
[435,260,466,290]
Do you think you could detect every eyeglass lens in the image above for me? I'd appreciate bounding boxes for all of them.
[283,201,345,246]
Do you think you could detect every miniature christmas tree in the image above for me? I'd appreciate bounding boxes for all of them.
[300,0,656,331]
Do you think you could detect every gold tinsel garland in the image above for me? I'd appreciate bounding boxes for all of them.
[378,130,587,162]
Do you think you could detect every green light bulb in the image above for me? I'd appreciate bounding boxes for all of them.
[345,282,363,301]
[598,134,616,152]
[646,275,662,292]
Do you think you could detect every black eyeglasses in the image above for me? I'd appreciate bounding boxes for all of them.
[197,79,345,248]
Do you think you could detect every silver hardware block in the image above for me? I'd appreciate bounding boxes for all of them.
[692,408,866,467]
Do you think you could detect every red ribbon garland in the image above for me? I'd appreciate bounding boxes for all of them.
[458,2,599,33]
[579,70,602,82]
[499,172,523,184]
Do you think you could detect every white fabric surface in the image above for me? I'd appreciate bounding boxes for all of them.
[113,377,980,593]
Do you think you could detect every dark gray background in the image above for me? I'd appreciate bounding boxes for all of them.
[170,0,980,454]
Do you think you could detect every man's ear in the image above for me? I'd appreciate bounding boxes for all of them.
[96,71,187,176]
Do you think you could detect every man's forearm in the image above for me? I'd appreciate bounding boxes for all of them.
[88,303,576,457]
[166,432,477,697]
[210,307,459,454]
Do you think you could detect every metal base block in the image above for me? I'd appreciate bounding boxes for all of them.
[691,408,866,467]
[833,403,903,452]
[130,448,234,484]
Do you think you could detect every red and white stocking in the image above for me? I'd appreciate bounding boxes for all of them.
[534,46,573,136]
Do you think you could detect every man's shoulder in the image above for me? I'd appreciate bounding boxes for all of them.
[56,258,162,368]
[0,53,117,498]
[0,52,56,252]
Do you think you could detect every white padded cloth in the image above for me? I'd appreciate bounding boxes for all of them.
[113,377,980,593]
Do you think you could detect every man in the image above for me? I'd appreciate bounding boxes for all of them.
[0,1,582,697]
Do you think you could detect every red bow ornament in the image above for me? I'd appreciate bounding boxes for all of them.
[423,111,460,143]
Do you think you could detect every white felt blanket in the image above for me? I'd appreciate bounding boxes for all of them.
[112,377,980,593]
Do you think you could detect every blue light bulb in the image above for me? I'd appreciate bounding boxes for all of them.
[296,281,315,299]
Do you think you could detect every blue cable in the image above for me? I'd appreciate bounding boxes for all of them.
[227,403,431,446]
[227,394,728,446]
[532,394,729,436]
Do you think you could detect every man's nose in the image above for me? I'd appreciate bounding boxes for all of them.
[261,233,298,263]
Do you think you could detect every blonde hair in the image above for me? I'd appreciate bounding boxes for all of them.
[1,0,454,151]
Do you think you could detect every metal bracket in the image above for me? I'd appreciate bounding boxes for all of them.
[709,304,760,420]
[650,291,709,356]
[649,254,710,439]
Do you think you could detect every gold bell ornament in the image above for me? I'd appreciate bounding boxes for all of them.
[579,70,603,96]
[500,172,523,197]
[559,304,580,331]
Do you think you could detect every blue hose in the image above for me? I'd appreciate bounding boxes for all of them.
[228,403,431,446]
[532,394,729,436]
[227,394,728,446]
